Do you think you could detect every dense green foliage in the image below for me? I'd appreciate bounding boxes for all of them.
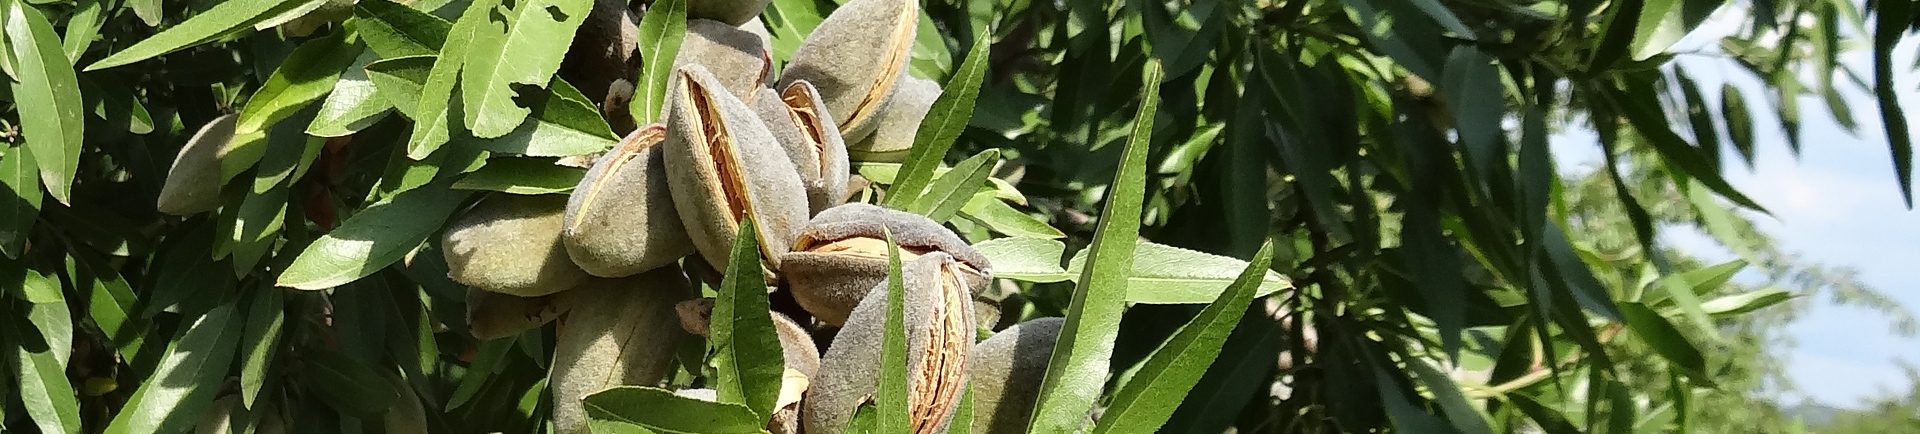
[0,0,1915,432]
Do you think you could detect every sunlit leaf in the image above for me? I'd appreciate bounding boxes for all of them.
[710,218,785,421]
[460,0,594,137]
[885,30,991,205]
[629,0,684,125]
[6,1,83,205]
[85,0,320,70]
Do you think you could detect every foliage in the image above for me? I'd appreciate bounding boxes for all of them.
[0,0,1913,432]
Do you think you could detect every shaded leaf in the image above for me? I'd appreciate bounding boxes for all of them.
[0,146,40,259]
[298,350,399,416]
[238,287,284,408]
[582,386,765,434]
[1620,302,1708,380]
[1873,0,1913,206]
[6,316,81,434]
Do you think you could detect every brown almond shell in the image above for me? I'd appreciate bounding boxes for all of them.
[775,0,917,143]
[661,65,810,273]
[549,268,694,434]
[752,80,851,214]
[442,194,590,297]
[803,253,975,434]
[563,125,696,277]
[778,203,990,325]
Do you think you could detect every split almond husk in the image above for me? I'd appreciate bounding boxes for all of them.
[779,203,990,325]
[968,317,1064,434]
[849,75,941,162]
[776,0,917,143]
[686,0,768,26]
[563,125,695,277]
[443,194,590,297]
[804,252,976,434]
[674,19,771,101]
[550,268,694,434]
[752,80,851,214]
[662,65,810,274]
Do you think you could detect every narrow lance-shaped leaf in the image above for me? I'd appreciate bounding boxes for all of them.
[352,0,451,58]
[710,218,785,421]
[406,0,502,160]
[0,146,40,259]
[6,1,83,205]
[1600,80,1767,212]
[886,30,992,208]
[239,286,284,408]
[6,318,81,434]
[236,30,367,135]
[1873,0,1913,206]
[1620,302,1709,380]
[582,386,766,433]
[460,0,594,138]
[878,229,912,433]
[104,301,244,434]
[629,0,685,125]
[1061,240,1293,304]
[277,182,472,290]
[909,148,1000,221]
[86,0,320,70]
[1090,240,1276,433]
[1029,61,1163,432]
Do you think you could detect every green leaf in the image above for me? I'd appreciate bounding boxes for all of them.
[351,0,450,58]
[958,192,1064,239]
[69,252,143,360]
[1373,365,1453,434]
[1721,83,1757,166]
[459,0,594,137]
[1589,0,1644,71]
[104,301,244,434]
[1065,240,1293,304]
[1029,61,1162,433]
[0,146,40,259]
[1873,0,1913,206]
[84,78,157,135]
[1512,394,1582,434]
[951,385,974,434]
[1343,0,1444,80]
[85,0,312,70]
[1408,358,1494,434]
[1441,46,1505,177]
[879,231,911,434]
[628,0,684,125]
[582,386,766,433]
[1701,288,1792,317]
[61,0,103,65]
[1601,79,1766,212]
[6,317,81,434]
[276,182,472,290]
[710,218,785,421]
[298,350,399,416]
[908,149,1000,221]
[450,158,585,195]
[6,1,83,205]
[1090,241,1274,433]
[1542,222,1624,321]
[406,0,500,160]
[238,287,284,408]
[970,236,1069,283]
[446,336,513,409]
[461,77,617,156]
[236,30,366,135]
[307,51,395,137]
[365,54,437,116]
[885,30,991,207]
[1619,302,1708,380]
[1628,0,1686,60]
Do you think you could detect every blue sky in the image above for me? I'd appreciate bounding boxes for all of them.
[1548,8,1920,409]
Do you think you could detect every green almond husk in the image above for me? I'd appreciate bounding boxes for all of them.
[550,268,694,434]
[662,65,810,273]
[778,203,990,325]
[968,317,1065,434]
[674,19,771,100]
[849,75,940,162]
[752,80,851,214]
[157,113,239,215]
[803,253,975,434]
[686,0,769,26]
[442,194,590,296]
[467,288,570,340]
[776,0,917,143]
[564,125,696,277]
